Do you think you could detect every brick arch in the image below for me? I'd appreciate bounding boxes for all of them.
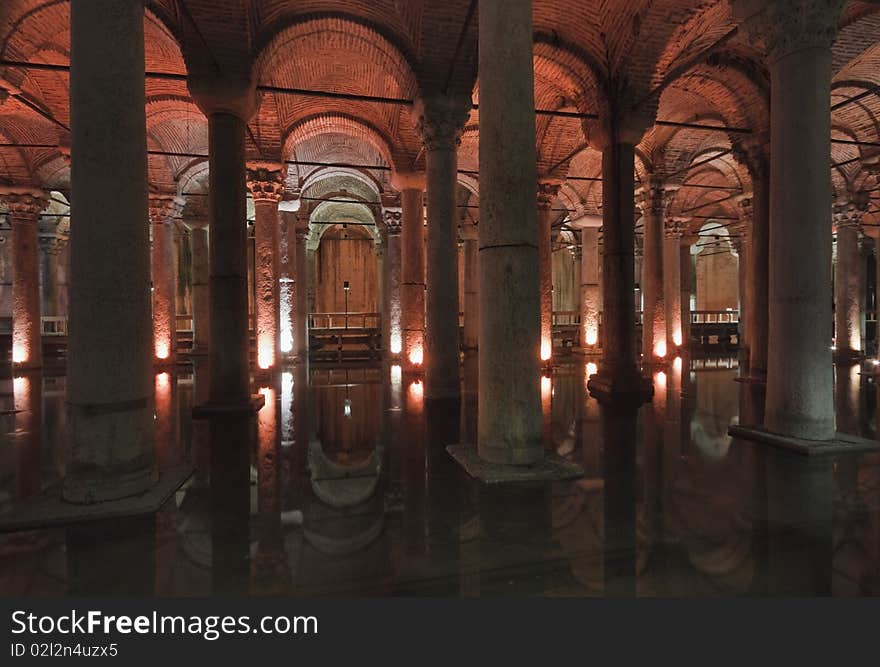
[301,172,381,206]
[283,113,397,172]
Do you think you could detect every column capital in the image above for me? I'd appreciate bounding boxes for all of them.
[636,180,677,217]
[0,187,48,220]
[187,72,258,121]
[536,180,562,210]
[460,223,479,241]
[390,170,426,191]
[413,94,471,151]
[732,0,845,63]
[833,194,869,230]
[664,217,690,240]
[246,164,285,203]
[148,193,178,224]
[736,194,754,224]
[184,216,209,231]
[38,235,66,255]
[382,207,403,236]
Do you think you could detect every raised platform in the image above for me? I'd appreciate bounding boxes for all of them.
[447,445,583,484]
[729,424,879,457]
[0,464,193,533]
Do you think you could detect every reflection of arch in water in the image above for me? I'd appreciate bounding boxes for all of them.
[303,438,385,558]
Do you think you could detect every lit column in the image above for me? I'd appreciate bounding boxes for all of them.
[247,165,284,371]
[294,221,310,360]
[680,238,694,349]
[587,123,652,402]
[414,95,470,399]
[663,219,686,351]
[638,181,669,362]
[66,0,155,502]
[0,188,47,370]
[461,224,479,350]
[833,198,866,359]
[149,194,177,365]
[581,227,601,350]
[187,218,210,355]
[395,173,426,371]
[732,225,749,355]
[476,0,542,464]
[188,72,257,406]
[537,181,561,362]
[279,211,294,357]
[381,198,403,357]
[733,0,845,442]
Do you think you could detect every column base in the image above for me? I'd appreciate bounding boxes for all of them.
[0,463,192,533]
[192,394,265,419]
[587,371,653,405]
[153,357,178,369]
[729,424,879,457]
[447,445,583,484]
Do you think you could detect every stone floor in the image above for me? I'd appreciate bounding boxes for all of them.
[0,353,878,597]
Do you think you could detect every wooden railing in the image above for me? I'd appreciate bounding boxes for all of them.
[691,310,739,324]
[175,314,193,333]
[552,311,581,326]
[41,316,68,336]
[309,312,380,331]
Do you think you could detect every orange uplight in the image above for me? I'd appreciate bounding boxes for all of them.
[653,340,667,359]
[584,328,598,346]
[390,330,402,355]
[280,330,293,353]
[672,330,683,347]
[257,346,273,370]
[409,347,423,366]
[655,370,667,390]
[154,341,169,360]
[155,372,170,391]
[541,375,552,395]
[11,344,26,364]
[673,356,683,373]
[540,339,552,361]
[408,379,424,403]
[391,364,402,386]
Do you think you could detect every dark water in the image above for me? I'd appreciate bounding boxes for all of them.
[1,354,878,597]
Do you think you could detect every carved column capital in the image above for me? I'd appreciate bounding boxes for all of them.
[0,188,48,221]
[382,208,403,236]
[246,166,285,203]
[148,194,178,225]
[537,181,561,210]
[413,94,471,151]
[833,194,869,230]
[733,0,845,63]
[664,217,690,240]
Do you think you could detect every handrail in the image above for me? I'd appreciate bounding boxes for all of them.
[309,312,380,330]
[691,309,739,324]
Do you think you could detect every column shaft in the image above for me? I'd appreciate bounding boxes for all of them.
[581,227,601,349]
[65,0,155,502]
[190,223,210,354]
[537,187,557,361]
[207,113,249,403]
[663,234,683,349]
[423,130,462,399]
[382,212,403,356]
[462,236,479,349]
[400,187,425,369]
[150,201,176,365]
[680,244,693,348]
[765,41,835,438]
[641,191,666,360]
[294,227,309,359]
[835,222,862,356]
[748,177,769,378]
[477,0,542,464]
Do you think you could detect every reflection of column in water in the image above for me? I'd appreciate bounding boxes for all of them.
[835,364,862,495]
[252,381,290,594]
[479,483,551,596]
[601,401,639,597]
[209,413,253,596]
[66,516,156,595]
[385,363,404,510]
[764,451,833,596]
[402,379,426,560]
[291,364,310,511]
[424,397,462,595]
[13,374,42,500]
[541,374,552,449]
[154,371,180,470]
[191,357,211,488]
[639,371,666,595]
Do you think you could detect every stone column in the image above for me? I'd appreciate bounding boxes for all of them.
[188,73,257,406]
[587,127,652,402]
[581,227,601,349]
[279,211,294,357]
[680,240,693,348]
[537,181,560,362]
[476,0,542,464]
[736,0,845,441]
[663,220,686,351]
[247,165,284,371]
[187,218,210,355]
[381,199,403,356]
[733,230,749,353]
[461,224,479,350]
[638,181,668,362]
[414,96,469,400]
[149,194,177,365]
[395,174,426,371]
[65,0,155,502]
[833,199,866,359]
[294,222,310,360]
[0,189,47,370]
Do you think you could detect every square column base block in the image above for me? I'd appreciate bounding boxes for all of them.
[587,373,653,405]
[192,394,265,419]
[447,445,584,484]
[729,424,879,457]
[0,464,193,533]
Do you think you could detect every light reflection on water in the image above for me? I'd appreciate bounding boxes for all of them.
[0,357,877,597]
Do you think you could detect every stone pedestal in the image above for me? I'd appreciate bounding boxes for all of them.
[247,166,284,371]
[414,96,469,399]
[149,194,177,365]
[65,0,156,503]
[0,189,47,371]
